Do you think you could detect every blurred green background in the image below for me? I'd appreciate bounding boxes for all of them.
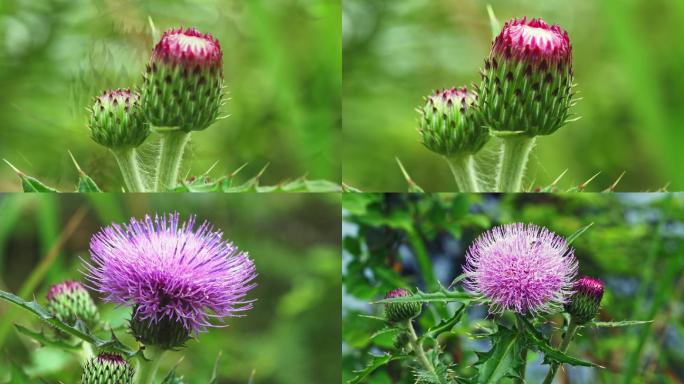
[0,0,340,191]
[342,0,684,191]
[342,193,684,383]
[0,193,341,383]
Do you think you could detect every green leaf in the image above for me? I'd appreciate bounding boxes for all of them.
[486,5,501,39]
[521,318,601,368]
[14,324,81,350]
[372,288,473,305]
[4,160,59,192]
[589,320,653,328]
[161,366,185,384]
[9,360,32,384]
[476,326,520,384]
[69,151,102,192]
[426,304,466,338]
[395,157,424,193]
[566,222,594,245]
[348,354,405,384]
[0,289,138,357]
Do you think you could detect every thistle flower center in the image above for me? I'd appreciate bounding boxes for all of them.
[166,33,214,53]
[508,25,561,51]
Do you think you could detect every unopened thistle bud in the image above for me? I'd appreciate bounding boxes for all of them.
[418,87,489,156]
[141,27,224,132]
[565,276,604,324]
[384,288,421,323]
[130,309,190,349]
[478,18,574,136]
[89,89,149,149]
[46,280,99,328]
[81,353,134,384]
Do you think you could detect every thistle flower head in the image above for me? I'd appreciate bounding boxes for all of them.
[463,223,578,315]
[84,213,257,347]
[46,280,99,328]
[81,353,134,384]
[383,288,421,323]
[478,17,575,136]
[418,86,489,156]
[492,17,572,68]
[565,276,604,324]
[89,88,149,150]
[141,27,224,131]
[152,27,223,70]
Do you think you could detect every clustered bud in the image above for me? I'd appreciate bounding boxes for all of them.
[141,27,224,132]
[81,353,134,384]
[130,309,190,350]
[477,17,574,136]
[418,87,489,156]
[46,280,99,329]
[384,288,422,323]
[565,276,604,324]
[89,89,149,150]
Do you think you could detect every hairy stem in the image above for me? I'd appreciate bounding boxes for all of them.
[515,315,528,384]
[542,317,579,384]
[406,320,441,382]
[154,129,190,192]
[111,148,146,192]
[136,346,165,384]
[495,136,535,192]
[445,155,480,192]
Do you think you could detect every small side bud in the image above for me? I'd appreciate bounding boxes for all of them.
[89,89,149,150]
[565,276,604,324]
[384,288,421,323]
[46,280,99,329]
[130,309,190,350]
[417,86,489,156]
[81,353,134,384]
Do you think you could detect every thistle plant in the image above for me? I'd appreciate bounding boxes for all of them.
[407,10,600,192]
[350,222,651,384]
[4,25,340,193]
[0,213,257,383]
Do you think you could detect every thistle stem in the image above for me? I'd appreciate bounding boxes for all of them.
[154,129,190,192]
[136,346,165,384]
[515,315,528,384]
[542,317,579,384]
[111,148,146,192]
[406,320,441,382]
[495,136,535,192]
[445,155,480,192]
[78,341,94,364]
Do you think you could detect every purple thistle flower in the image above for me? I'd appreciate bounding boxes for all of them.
[463,223,578,315]
[83,213,257,337]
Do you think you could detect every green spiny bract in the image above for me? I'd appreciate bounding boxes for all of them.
[81,353,134,384]
[130,309,190,350]
[384,288,421,323]
[46,280,99,329]
[418,87,489,156]
[141,27,224,132]
[565,276,604,324]
[477,17,575,137]
[89,89,149,149]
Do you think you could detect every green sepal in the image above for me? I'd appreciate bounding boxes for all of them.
[477,56,575,136]
[141,61,223,132]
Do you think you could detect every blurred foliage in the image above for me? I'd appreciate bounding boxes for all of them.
[0,193,341,383]
[342,0,684,191]
[0,0,341,191]
[342,193,684,383]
